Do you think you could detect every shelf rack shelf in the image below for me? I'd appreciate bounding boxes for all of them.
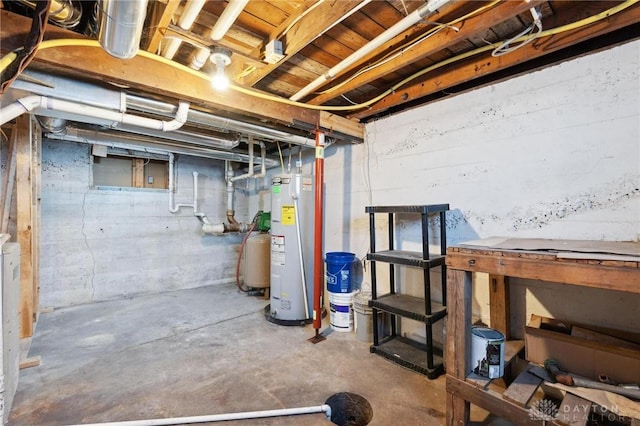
[366,204,449,379]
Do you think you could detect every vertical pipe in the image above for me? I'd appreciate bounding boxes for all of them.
[312,131,325,333]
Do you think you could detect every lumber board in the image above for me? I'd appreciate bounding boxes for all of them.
[446,375,544,426]
[16,115,34,338]
[19,356,41,370]
[542,381,640,420]
[571,326,640,351]
[502,370,542,407]
[446,251,640,293]
[557,393,592,426]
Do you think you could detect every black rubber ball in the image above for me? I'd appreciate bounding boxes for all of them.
[325,392,373,426]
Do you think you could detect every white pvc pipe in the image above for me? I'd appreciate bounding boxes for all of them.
[289,0,451,101]
[292,193,310,319]
[162,0,206,59]
[70,404,331,426]
[210,0,250,41]
[0,95,46,125]
[168,153,195,213]
[230,139,267,182]
[0,96,190,131]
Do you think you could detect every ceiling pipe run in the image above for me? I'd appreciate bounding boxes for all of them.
[289,0,451,101]
[162,0,206,59]
[98,0,149,59]
[0,95,189,131]
[210,0,250,41]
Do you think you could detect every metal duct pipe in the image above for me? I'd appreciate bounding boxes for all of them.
[17,0,83,29]
[290,0,451,101]
[98,0,149,59]
[44,127,278,166]
[125,95,315,147]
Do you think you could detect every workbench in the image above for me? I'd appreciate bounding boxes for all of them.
[444,238,640,425]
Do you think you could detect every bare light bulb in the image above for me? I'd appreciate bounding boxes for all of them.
[209,48,232,91]
[211,62,229,91]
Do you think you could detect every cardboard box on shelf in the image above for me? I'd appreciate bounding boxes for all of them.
[525,314,640,385]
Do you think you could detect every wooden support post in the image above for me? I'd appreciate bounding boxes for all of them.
[16,115,34,338]
[445,268,472,425]
[1,124,17,233]
[489,274,510,337]
[132,158,145,188]
[31,118,41,319]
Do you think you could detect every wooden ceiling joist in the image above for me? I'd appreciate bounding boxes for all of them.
[0,10,364,141]
[349,2,640,120]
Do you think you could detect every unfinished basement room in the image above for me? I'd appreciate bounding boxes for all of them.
[0,0,639,425]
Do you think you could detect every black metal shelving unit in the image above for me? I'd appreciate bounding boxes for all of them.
[366,204,449,379]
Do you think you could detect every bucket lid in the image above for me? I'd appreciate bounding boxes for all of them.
[471,326,504,341]
[353,291,371,305]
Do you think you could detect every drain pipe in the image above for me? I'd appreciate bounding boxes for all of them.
[0,95,190,130]
[230,136,267,182]
[168,153,195,213]
[290,0,451,101]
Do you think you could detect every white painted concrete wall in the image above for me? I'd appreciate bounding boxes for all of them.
[40,140,250,308]
[321,41,640,340]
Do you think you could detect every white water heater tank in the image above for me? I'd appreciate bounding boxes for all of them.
[268,173,314,323]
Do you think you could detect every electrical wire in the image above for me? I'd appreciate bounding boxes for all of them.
[492,7,543,57]
[0,0,637,112]
[315,0,499,96]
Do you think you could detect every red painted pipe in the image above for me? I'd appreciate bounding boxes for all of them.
[313,131,325,332]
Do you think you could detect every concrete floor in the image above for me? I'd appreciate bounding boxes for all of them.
[10,284,497,425]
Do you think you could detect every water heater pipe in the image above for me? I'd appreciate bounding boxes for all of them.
[312,131,325,334]
[292,194,310,320]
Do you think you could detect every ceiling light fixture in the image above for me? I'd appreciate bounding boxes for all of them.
[209,47,232,91]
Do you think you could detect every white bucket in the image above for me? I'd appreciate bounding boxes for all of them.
[329,291,356,332]
[352,292,373,342]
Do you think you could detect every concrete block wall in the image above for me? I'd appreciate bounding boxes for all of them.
[40,140,248,308]
[321,40,640,339]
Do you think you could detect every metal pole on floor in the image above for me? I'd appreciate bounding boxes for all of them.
[309,130,326,343]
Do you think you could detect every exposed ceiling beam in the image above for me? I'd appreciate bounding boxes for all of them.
[242,0,372,87]
[349,2,640,120]
[145,0,181,54]
[0,10,364,141]
[308,0,547,106]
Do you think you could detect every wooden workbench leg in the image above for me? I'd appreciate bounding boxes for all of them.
[446,268,472,425]
[489,275,510,338]
[446,391,470,425]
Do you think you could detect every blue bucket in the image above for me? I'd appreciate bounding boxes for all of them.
[325,252,356,293]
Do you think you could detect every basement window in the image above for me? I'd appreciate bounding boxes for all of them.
[91,146,168,190]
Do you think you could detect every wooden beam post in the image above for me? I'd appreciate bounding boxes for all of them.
[1,124,17,233]
[489,274,510,338]
[16,115,34,338]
